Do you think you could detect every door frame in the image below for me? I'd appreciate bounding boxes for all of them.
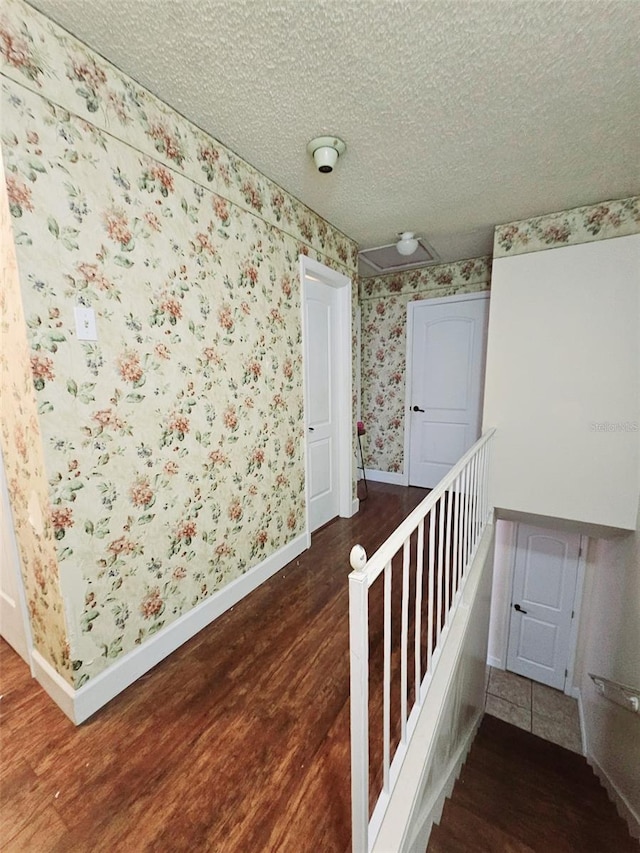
[299,255,355,544]
[0,447,34,669]
[501,521,587,696]
[403,291,490,487]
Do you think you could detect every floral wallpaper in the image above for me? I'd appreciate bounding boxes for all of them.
[494,196,640,258]
[360,257,491,474]
[1,0,357,688]
[1,150,72,681]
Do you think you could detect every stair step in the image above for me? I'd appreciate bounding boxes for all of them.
[428,714,637,852]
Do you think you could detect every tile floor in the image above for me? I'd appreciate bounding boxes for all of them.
[485,667,583,754]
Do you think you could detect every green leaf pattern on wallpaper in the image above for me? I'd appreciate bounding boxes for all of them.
[0,0,357,687]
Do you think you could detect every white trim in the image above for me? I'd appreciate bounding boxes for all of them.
[587,747,640,839]
[32,650,76,722]
[33,533,307,724]
[352,498,360,516]
[364,469,406,486]
[404,292,490,489]
[577,688,588,756]
[486,655,504,669]
[414,710,483,846]
[564,535,587,696]
[300,256,355,532]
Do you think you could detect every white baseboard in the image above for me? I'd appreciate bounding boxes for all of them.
[35,533,308,724]
[31,650,76,722]
[587,750,640,839]
[364,468,407,486]
[576,688,587,756]
[351,498,360,516]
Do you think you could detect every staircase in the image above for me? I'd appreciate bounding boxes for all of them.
[427,713,638,852]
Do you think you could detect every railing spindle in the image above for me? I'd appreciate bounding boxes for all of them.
[400,539,410,743]
[415,520,424,703]
[437,496,444,640]
[383,560,391,793]
[427,509,435,674]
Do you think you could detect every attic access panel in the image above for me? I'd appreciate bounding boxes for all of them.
[358,238,440,275]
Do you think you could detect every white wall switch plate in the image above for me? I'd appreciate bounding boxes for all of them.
[74,306,98,341]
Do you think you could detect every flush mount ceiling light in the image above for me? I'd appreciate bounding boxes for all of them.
[307,135,346,174]
[396,231,419,256]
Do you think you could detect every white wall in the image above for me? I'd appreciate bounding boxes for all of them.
[483,234,640,533]
[574,500,640,836]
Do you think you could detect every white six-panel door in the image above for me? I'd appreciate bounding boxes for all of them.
[408,294,489,488]
[507,524,580,689]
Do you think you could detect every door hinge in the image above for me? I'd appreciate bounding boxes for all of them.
[571,610,574,619]
[565,669,568,678]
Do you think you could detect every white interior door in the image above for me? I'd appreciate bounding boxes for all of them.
[408,294,489,488]
[304,277,340,532]
[0,450,31,663]
[507,524,580,689]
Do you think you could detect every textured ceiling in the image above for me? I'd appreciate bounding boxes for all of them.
[27,0,640,267]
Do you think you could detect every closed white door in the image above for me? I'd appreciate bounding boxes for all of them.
[0,451,30,663]
[304,278,339,532]
[408,295,489,488]
[507,524,580,689]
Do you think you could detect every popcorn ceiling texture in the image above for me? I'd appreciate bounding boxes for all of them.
[26,0,640,263]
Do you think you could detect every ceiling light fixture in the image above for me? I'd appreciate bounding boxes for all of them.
[307,135,346,174]
[396,232,419,256]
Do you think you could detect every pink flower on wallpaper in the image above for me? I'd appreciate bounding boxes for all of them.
[129,477,154,508]
[215,542,232,558]
[285,437,295,457]
[150,164,174,192]
[147,122,184,165]
[51,506,74,534]
[245,359,261,381]
[164,461,179,475]
[283,359,293,380]
[212,195,229,222]
[70,58,107,90]
[140,588,164,619]
[218,305,234,332]
[168,414,190,434]
[103,208,132,246]
[228,500,243,521]
[30,353,54,387]
[208,449,229,466]
[6,175,34,212]
[92,408,125,429]
[287,511,296,530]
[76,262,114,291]
[223,406,238,431]
[160,295,182,319]
[281,277,292,298]
[542,224,571,244]
[108,537,137,555]
[252,448,265,466]
[0,25,42,82]
[255,530,268,548]
[176,520,196,539]
[241,180,263,212]
[117,350,143,384]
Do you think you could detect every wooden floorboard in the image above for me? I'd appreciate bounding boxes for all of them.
[0,482,428,853]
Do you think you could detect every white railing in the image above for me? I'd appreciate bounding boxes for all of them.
[348,429,495,852]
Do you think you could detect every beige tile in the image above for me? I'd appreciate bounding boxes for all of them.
[532,713,583,755]
[487,668,532,710]
[485,694,531,731]
[532,682,580,724]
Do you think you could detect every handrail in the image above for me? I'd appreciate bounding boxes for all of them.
[589,673,640,713]
[354,428,496,589]
[348,429,495,852]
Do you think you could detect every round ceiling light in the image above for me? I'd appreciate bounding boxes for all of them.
[307,136,346,174]
[396,232,419,255]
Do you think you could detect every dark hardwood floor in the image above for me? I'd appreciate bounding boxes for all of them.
[1,482,428,852]
[428,714,638,853]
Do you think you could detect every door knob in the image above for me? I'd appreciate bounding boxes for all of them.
[514,603,528,614]
[412,405,425,412]
[308,426,314,431]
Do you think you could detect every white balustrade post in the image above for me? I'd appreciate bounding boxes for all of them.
[349,544,369,853]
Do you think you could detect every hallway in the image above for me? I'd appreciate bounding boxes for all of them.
[1,483,427,852]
